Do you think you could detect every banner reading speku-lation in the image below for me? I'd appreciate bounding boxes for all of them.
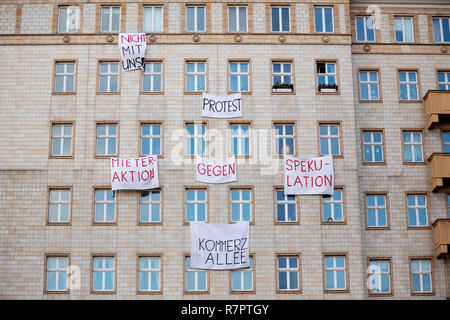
[190,222,249,270]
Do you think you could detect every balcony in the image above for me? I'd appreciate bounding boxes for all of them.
[424,90,450,129]
[432,219,450,259]
[428,153,450,192]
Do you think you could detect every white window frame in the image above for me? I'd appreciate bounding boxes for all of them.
[141,123,162,156]
[355,16,375,42]
[48,189,71,224]
[317,62,337,90]
[398,71,419,101]
[274,124,295,156]
[54,62,75,93]
[138,256,161,292]
[185,257,208,292]
[324,255,347,291]
[229,62,249,93]
[403,131,423,163]
[46,256,68,292]
[51,123,73,156]
[98,62,119,93]
[407,194,428,227]
[139,190,161,223]
[272,62,293,92]
[366,194,388,228]
[363,131,384,163]
[92,256,115,292]
[231,256,253,292]
[230,123,250,156]
[94,189,116,224]
[228,6,248,33]
[359,71,379,101]
[277,255,299,291]
[270,6,291,32]
[230,188,252,223]
[186,6,206,32]
[186,124,206,156]
[411,259,433,293]
[275,188,297,223]
[315,6,334,33]
[57,6,78,33]
[368,260,391,294]
[319,124,341,156]
[185,62,206,93]
[432,17,450,43]
[437,71,450,90]
[96,124,117,156]
[142,62,163,93]
[322,189,344,223]
[185,189,207,223]
[143,6,163,33]
[100,6,121,33]
[394,17,414,43]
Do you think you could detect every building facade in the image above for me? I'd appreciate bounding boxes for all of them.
[0,0,449,299]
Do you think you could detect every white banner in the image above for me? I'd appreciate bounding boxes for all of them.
[195,157,237,184]
[284,154,334,195]
[110,156,159,190]
[202,93,242,118]
[190,222,249,270]
[118,33,146,71]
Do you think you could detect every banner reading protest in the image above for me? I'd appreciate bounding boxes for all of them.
[110,156,159,190]
[202,93,242,118]
[190,222,249,270]
[118,33,147,71]
[195,157,237,184]
[284,154,334,195]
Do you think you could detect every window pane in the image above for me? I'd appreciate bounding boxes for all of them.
[314,8,323,32]
[239,7,247,32]
[281,8,290,32]
[197,7,205,31]
[324,8,333,32]
[186,7,195,31]
[271,8,280,32]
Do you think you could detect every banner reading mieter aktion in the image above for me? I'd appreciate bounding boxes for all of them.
[283,154,334,195]
[110,156,159,190]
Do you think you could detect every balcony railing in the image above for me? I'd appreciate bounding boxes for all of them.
[432,219,450,259]
[428,153,450,192]
[424,90,450,129]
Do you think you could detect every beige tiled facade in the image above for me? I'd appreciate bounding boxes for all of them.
[0,0,449,300]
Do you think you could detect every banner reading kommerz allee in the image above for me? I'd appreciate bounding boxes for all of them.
[284,154,334,195]
[110,156,159,190]
[190,222,249,270]
[195,157,237,184]
[202,93,242,118]
[118,33,147,71]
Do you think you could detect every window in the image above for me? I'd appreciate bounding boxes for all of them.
[185,188,207,223]
[359,70,380,101]
[324,255,347,292]
[402,131,423,163]
[322,189,344,223]
[100,6,121,33]
[362,131,384,163]
[185,61,206,93]
[141,123,162,156]
[432,17,450,43]
[229,62,249,93]
[186,6,205,32]
[92,256,115,293]
[230,188,253,223]
[276,255,300,292]
[94,189,116,224]
[138,256,161,293]
[140,189,162,224]
[442,131,450,152]
[98,62,119,93]
[54,62,75,93]
[316,62,338,92]
[50,123,73,157]
[185,256,208,293]
[437,71,450,90]
[319,123,341,156]
[394,17,414,42]
[228,6,247,33]
[142,62,163,93]
[57,6,78,33]
[45,255,68,293]
[231,256,254,292]
[186,123,206,156]
[96,124,118,157]
[410,258,433,294]
[272,61,294,93]
[398,71,419,101]
[230,123,250,157]
[355,16,375,42]
[315,7,334,33]
[275,188,297,223]
[407,194,428,227]
[274,123,295,156]
[366,194,388,228]
[48,188,71,224]
[367,259,392,295]
[143,6,163,33]
[271,7,290,32]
